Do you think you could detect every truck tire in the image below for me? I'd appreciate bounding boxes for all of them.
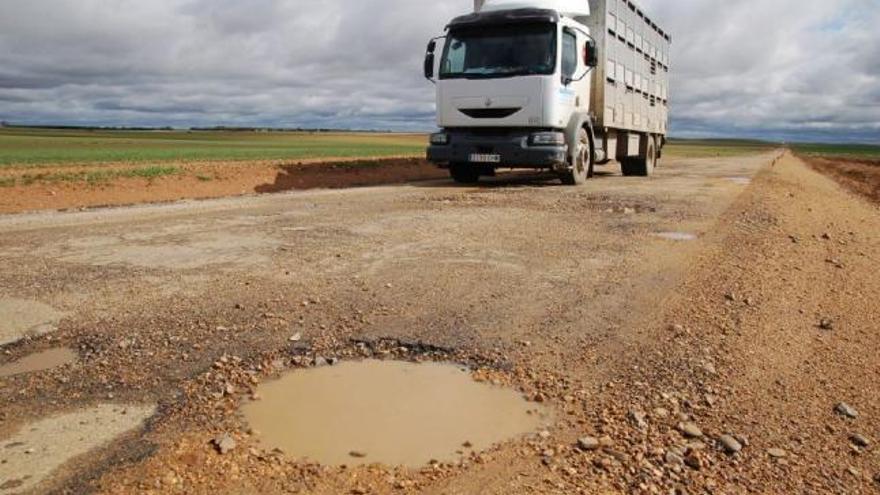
[449,163,480,184]
[621,137,656,177]
[560,128,592,185]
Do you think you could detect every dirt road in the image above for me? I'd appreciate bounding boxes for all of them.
[1,152,878,494]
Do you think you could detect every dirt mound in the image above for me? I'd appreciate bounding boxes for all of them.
[0,157,443,214]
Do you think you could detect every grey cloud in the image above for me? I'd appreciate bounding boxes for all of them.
[0,0,877,142]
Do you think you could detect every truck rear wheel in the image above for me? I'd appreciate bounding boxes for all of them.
[621,138,656,177]
[560,128,592,185]
[449,163,480,184]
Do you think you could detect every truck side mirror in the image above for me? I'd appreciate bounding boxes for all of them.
[424,53,435,80]
[424,40,437,81]
[584,39,598,68]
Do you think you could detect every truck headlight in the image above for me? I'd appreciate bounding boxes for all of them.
[430,132,449,145]
[529,131,565,146]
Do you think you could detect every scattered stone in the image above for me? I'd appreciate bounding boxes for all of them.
[212,434,236,455]
[874,472,880,484]
[848,467,861,477]
[664,451,684,466]
[850,434,870,448]
[652,407,669,419]
[313,356,328,367]
[604,448,629,463]
[821,233,832,240]
[835,403,858,419]
[767,448,787,458]
[819,319,835,331]
[718,435,743,455]
[538,430,551,439]
[684,452,702,470]
[349,450,367,458]
[629,410,648,429]
[678,422,703,439]
[289,333,302,342]
[577,437,600,451]
[826,258,844,269]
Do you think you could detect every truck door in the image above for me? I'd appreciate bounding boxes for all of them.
[561,28,592,121]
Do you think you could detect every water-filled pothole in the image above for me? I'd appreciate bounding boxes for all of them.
[653,232,698,241]
[0,348,77,378]
[242,360,549,467]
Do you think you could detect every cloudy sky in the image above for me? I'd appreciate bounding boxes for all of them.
[0,0,878,142]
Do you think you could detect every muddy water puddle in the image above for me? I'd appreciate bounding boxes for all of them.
[0,348,77,378]
[243,360,548,467]
[654,231,698,241]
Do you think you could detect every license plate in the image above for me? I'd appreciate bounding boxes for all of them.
[469,153,501,164]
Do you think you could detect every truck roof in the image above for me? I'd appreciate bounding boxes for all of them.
[448,8,559,30]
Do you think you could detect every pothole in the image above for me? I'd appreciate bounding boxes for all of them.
[653,232,698,241]
[242,360,549,467]
[0,299,65,346]
[0,348,77,378]
[0,404,155,494]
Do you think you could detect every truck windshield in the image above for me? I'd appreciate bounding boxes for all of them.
[440,24,557,79]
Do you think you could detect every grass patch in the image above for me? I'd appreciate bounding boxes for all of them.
[790,143,880,159]
[0,177,16,187]
[17,165,180,186]
[664,139,778,158]
[196,174,214,182]
[0,128,427,168]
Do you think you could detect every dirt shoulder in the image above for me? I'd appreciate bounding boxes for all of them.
[573,152,880,493]
[0,156,439,214]
[800,154,880,204]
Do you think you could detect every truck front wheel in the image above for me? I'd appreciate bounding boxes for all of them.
[560,128,592,185]
[449,163,480,184]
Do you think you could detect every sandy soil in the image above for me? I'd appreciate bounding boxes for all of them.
[0,151,878,494]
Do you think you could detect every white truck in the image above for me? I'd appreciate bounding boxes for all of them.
[424,0,671,184]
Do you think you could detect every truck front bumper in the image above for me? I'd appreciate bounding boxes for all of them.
[427,129,568,169]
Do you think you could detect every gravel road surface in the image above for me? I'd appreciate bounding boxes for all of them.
[2,151,878,494]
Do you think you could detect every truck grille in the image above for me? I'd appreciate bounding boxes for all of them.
[458,108,521,119]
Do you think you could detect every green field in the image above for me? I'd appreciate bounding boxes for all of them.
[663,139,778,158]
[790,142,880,159]
[3,128,845,170]
[0,128,427,167]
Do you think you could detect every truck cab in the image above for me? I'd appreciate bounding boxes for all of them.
[425,0,669,184]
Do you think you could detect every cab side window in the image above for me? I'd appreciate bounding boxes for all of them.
[562,30,577,80]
